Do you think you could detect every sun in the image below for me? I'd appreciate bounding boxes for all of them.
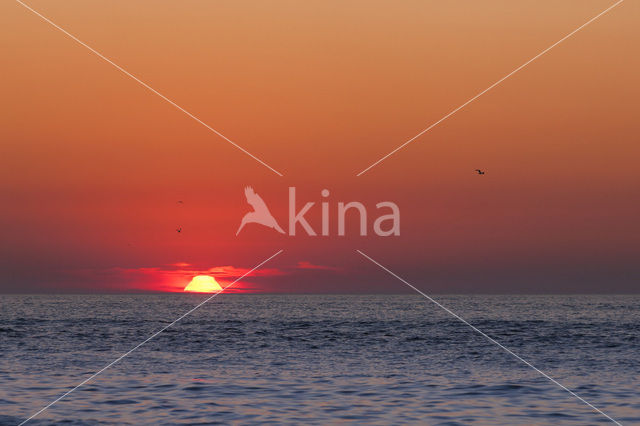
[184,275,223,293]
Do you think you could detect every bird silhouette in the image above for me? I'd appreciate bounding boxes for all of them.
[475,169,485,175]
[176,227,182,233]
[236,186,285,235]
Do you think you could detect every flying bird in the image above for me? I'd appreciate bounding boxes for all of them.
[176,227,182,233]
[236,186,285,235]
[475,169,485,175]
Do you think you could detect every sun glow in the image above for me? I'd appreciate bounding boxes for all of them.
[184,275,223,293]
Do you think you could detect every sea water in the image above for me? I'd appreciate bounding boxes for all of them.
[1,294,638,424]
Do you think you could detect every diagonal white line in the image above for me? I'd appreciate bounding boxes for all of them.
[356,0,624,176]
[15,0,283,177]
[356,249,621,425]
[18,249,284,425]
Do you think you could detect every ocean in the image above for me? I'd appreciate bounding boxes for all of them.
[1,294,638,425]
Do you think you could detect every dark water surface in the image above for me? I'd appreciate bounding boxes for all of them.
[0,294,638,425]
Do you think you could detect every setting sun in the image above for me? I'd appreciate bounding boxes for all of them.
[184,275,223,293]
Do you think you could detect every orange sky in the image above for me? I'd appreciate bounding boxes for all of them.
[1,0,638,293]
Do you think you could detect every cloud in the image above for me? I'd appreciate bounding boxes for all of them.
[296,261,342,272]
[105,263,286,278]
[204,265,286,277]
[66,260,342,292]
[67,261,289,292]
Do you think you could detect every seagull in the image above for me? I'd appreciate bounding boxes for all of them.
[176,227,182,233]
[475,169,485,175]
[236,186,285,235]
